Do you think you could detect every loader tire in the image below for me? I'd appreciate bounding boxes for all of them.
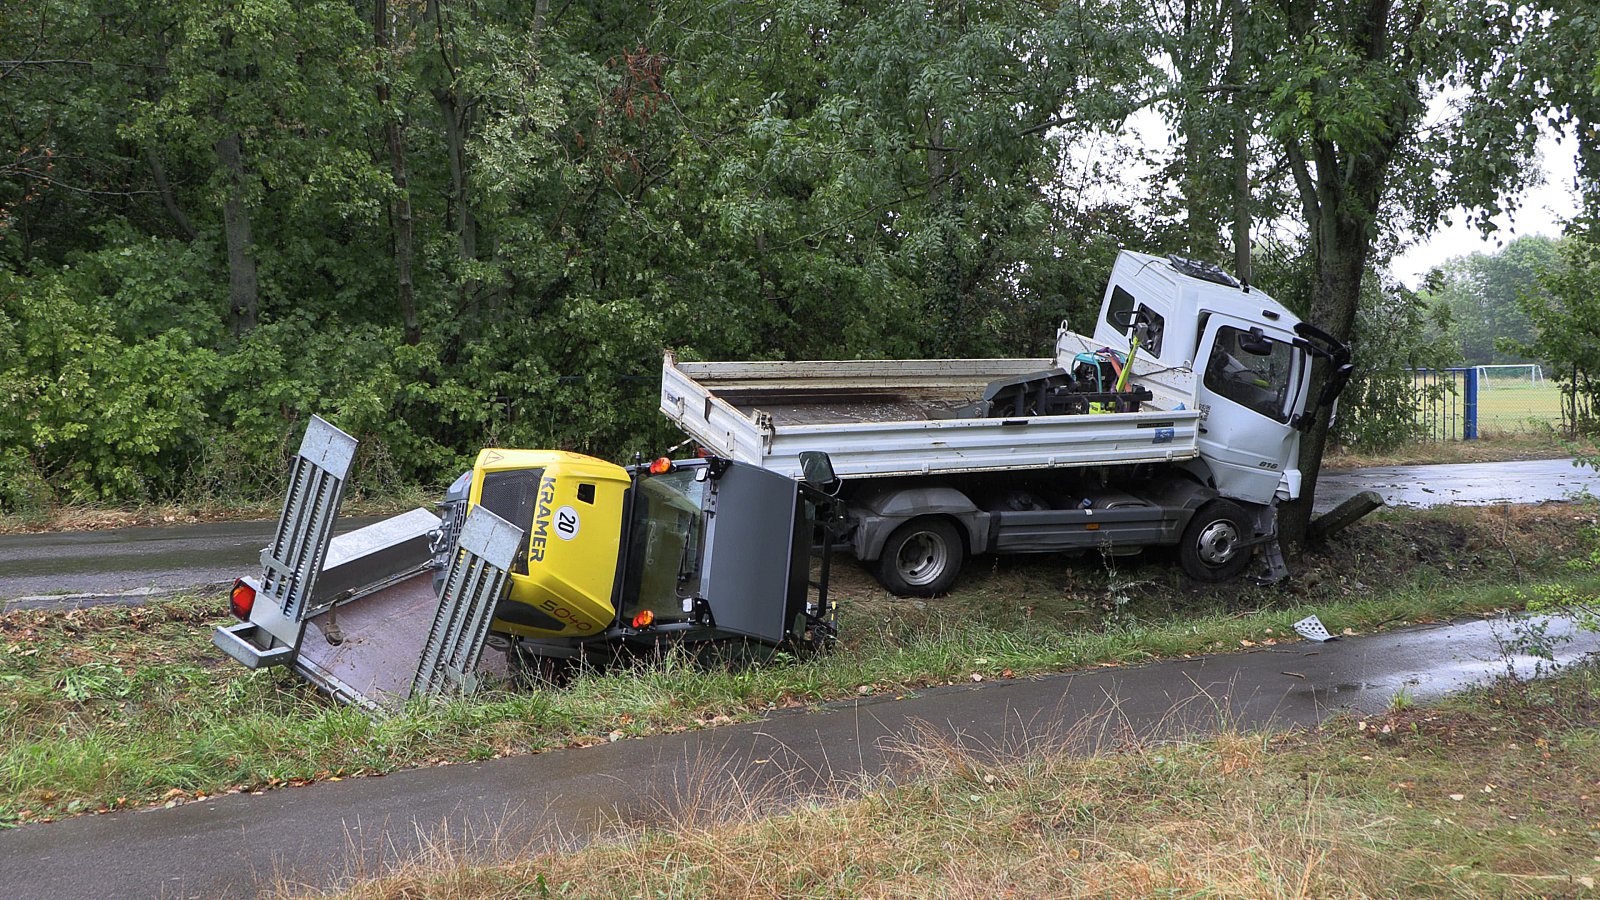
[875,518,964,597]
[1178,500,1253,583]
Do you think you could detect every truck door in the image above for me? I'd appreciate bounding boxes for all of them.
[1193,315,1308,505]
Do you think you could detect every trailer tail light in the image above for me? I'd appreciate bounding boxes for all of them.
[648,457,672,475]
[632,610,655,628]
[229,580,257,620]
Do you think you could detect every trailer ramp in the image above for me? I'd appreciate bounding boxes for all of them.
[293,506,522,711]
[215,417,521,712]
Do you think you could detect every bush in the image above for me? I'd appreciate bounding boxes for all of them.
[0,268,222,511]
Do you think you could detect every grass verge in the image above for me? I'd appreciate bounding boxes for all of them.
[1,502,1596,825]
[1324,431,1588,469]
[300,664,1600,899]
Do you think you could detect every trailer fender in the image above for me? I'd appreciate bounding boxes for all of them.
[849,487,991,561]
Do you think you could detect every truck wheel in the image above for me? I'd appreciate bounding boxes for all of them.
[1178,500,1253,583]
[876,518,964,597]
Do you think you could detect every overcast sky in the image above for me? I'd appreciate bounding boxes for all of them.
[1073,109,1584,291]
[1388,129,1583,288]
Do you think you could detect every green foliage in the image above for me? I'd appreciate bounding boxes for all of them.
[0,0,1163,509]
[1510,228,1600,440]
[0,267,223,510]
[1423,235,1557,367]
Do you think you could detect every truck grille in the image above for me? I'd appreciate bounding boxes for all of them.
[476,469,543,575]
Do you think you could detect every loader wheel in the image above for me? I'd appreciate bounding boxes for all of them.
[875,518,964,597]
[1178,500,1253,583]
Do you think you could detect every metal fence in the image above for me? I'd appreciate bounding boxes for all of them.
[1410,366,1566,441]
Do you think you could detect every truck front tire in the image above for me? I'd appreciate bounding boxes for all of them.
[875,518,964,597]
[1177,500,1253,583]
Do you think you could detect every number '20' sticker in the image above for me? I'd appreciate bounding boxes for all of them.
[554,505,580,540]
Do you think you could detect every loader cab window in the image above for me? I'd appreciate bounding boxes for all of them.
[476,468,544,575]
[621,467,708,621]
[1204,326,1299,423]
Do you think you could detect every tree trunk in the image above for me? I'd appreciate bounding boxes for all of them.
[147,144,197,241]
[1278,216,1369,548]
[216,132,259,336]
[374,0,419,345]
[439,90,476,300]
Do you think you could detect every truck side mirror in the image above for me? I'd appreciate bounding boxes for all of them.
[1240,327,1273,356]
[798,451,839,491]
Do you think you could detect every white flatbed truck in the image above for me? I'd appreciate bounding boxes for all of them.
[661,251,1353,593]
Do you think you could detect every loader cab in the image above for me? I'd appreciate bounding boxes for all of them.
[458,449,632,640]
[1092,251,1315,505]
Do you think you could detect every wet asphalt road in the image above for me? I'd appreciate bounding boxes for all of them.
[2,458,1594,606]
[1316,457,1598,512]
[1,614,1595,899]
[0,515,390,607]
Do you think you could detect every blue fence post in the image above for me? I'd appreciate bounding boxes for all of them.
[1462,367,1478,440]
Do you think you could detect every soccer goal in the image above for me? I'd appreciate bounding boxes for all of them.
[1473,363,1544,389]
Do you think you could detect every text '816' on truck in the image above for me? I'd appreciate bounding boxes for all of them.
[213,416,843,710]
[660,251,1354,594]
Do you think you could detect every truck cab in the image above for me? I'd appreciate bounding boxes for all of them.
[1076,251,1341,506]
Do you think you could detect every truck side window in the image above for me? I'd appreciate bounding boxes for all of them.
[1204,326,1295,423]
[1135,304,1164,356]
[1105,286,1135,333]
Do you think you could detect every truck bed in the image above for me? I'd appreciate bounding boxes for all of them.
[661,353,1202,480]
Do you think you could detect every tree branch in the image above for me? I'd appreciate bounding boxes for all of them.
[1283,138,1320,227]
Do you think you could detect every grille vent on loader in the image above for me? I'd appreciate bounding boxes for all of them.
[412,506,524,698]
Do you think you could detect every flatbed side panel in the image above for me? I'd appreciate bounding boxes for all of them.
[674,358,1056,393]
[764,412,1201,479]
[662,355,768,465]
[663,353,1202,480]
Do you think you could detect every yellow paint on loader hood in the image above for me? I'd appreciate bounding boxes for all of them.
[468,449,630,639]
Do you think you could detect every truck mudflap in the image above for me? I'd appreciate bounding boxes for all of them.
[212,416,524,711]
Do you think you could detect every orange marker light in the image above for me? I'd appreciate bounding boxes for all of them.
[632,610,655,628]
[648,457,672,475]
[229,580,257,619]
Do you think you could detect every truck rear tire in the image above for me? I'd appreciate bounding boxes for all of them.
[1178,500,1253,583]
[875,518,964,597]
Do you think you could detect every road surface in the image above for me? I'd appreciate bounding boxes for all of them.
[0,615,1594,899]
[1316,457,1597,513]
[2,458,1593,607]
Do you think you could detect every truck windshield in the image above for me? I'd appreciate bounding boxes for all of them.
[1203,327,1300,423]
[621,468,708,621]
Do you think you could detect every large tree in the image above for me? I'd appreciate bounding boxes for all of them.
[1227,1,1555,543]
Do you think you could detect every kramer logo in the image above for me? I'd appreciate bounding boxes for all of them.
[529,475,559,562]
